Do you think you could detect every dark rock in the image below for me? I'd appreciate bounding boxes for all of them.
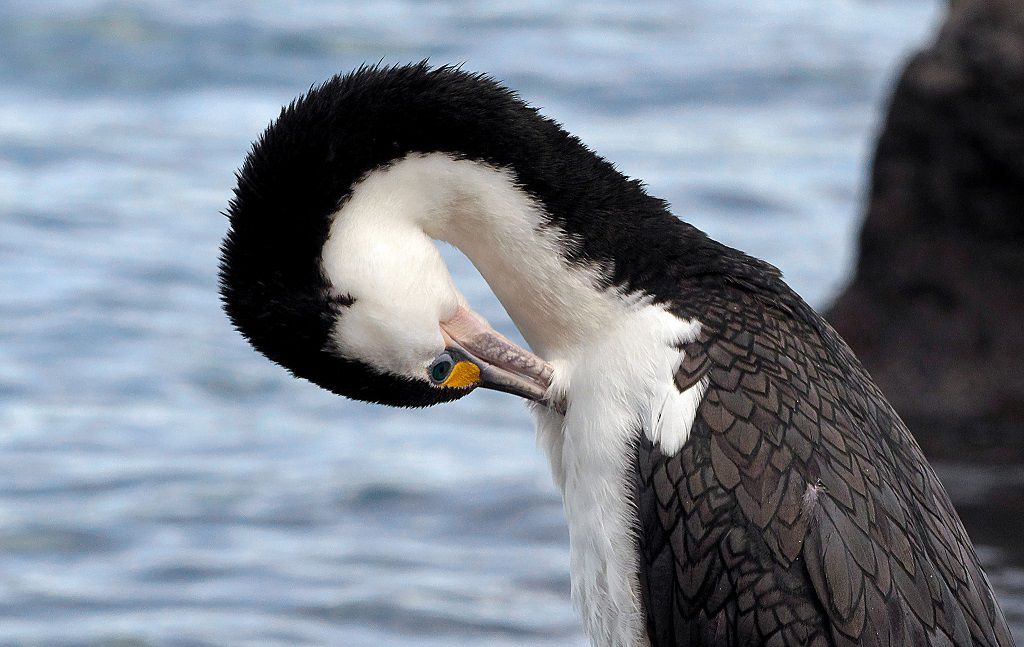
[826,0,1024,461]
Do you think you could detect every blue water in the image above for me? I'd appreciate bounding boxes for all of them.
[2,1,1021,645]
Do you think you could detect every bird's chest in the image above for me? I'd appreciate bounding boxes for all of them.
[528,307,702,646]
[534,395,648,647]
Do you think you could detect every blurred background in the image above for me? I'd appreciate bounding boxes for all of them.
[1,1,1020,645]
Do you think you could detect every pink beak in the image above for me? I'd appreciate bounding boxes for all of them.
[440,307,555,406]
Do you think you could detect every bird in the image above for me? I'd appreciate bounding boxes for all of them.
[218,63,1013,647]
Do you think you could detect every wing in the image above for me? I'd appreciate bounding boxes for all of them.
[633,285,1013,647]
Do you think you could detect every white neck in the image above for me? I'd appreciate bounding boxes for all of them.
[355,152,626,362]
[323,152,704,647]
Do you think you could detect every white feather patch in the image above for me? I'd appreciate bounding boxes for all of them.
[648,373,709,456]
[536,308,703,647]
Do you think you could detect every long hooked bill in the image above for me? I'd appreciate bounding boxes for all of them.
[440,307,558,409]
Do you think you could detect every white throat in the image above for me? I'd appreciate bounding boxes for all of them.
[322,152,704,647]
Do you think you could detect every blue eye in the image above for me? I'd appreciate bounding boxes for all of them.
[429,354,455,384]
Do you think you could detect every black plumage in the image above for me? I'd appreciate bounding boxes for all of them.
[219,63,1013,646]
[636,271,1013,645]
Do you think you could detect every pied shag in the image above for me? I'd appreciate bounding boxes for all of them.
[218,63,1012,647]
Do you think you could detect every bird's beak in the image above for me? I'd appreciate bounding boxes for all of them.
[441,307,555,406]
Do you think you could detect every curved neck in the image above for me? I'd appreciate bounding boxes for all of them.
[324,151,702,647]
[337,152,631,360]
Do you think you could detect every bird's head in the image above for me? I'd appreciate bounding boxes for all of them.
[218,63,556,408]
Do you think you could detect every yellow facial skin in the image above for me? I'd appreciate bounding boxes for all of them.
[442,360,481,388]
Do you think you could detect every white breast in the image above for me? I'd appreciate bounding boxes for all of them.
[534,306,703,647]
